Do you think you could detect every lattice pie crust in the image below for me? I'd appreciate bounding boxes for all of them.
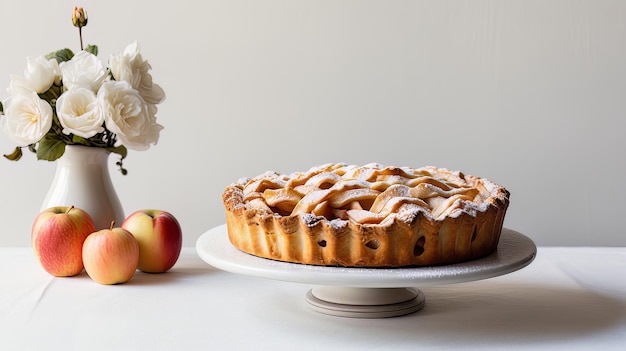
[222,163,510,267]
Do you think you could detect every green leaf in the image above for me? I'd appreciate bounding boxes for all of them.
[3,147,23,161]
[71,135,89,145]
[106,145,127,159]
[45,48,74,63]
[85,44,98,56]
[37,134,66,161]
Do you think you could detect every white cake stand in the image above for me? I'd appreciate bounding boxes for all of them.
[196,224,536,318]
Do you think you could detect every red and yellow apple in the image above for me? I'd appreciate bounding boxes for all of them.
[82,223,139,285]
[31,206,96,277]
[122,210,182,273]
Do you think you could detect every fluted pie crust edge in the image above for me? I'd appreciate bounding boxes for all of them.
[222,164,510,267]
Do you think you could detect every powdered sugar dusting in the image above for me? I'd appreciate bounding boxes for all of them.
[301,213,323,227]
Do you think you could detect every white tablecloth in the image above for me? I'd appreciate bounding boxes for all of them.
[1,246,625,350]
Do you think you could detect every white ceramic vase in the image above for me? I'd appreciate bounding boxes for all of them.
[41,145,125,230]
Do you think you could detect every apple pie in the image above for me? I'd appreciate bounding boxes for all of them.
[222,163,510,267]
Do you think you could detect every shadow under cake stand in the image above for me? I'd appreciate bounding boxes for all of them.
[196,224,536,318]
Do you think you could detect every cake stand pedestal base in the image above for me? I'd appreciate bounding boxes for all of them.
[305,287,425,318]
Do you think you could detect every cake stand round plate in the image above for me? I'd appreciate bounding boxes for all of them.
[196,224,536,318]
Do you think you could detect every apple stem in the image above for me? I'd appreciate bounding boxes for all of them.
[110,221,115,230]
[66,205,74,215]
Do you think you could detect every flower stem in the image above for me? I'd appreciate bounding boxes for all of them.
[79,27,84,50]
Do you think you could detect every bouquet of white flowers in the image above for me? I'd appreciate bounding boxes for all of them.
[0,7,165,174]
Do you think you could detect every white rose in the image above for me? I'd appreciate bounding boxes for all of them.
[96,81,163,150]
[56,88,103,138]
[109,42,165,105]
[59,51,109,92]
[0,88,53,146]
[8,56,61,94]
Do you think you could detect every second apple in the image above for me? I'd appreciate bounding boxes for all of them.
[122,210,182,273]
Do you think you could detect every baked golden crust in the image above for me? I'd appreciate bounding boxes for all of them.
[222,163,510,267]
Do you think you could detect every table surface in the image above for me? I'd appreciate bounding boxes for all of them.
[1,244,625,350]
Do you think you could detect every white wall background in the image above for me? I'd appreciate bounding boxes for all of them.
[1,0,625,247]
